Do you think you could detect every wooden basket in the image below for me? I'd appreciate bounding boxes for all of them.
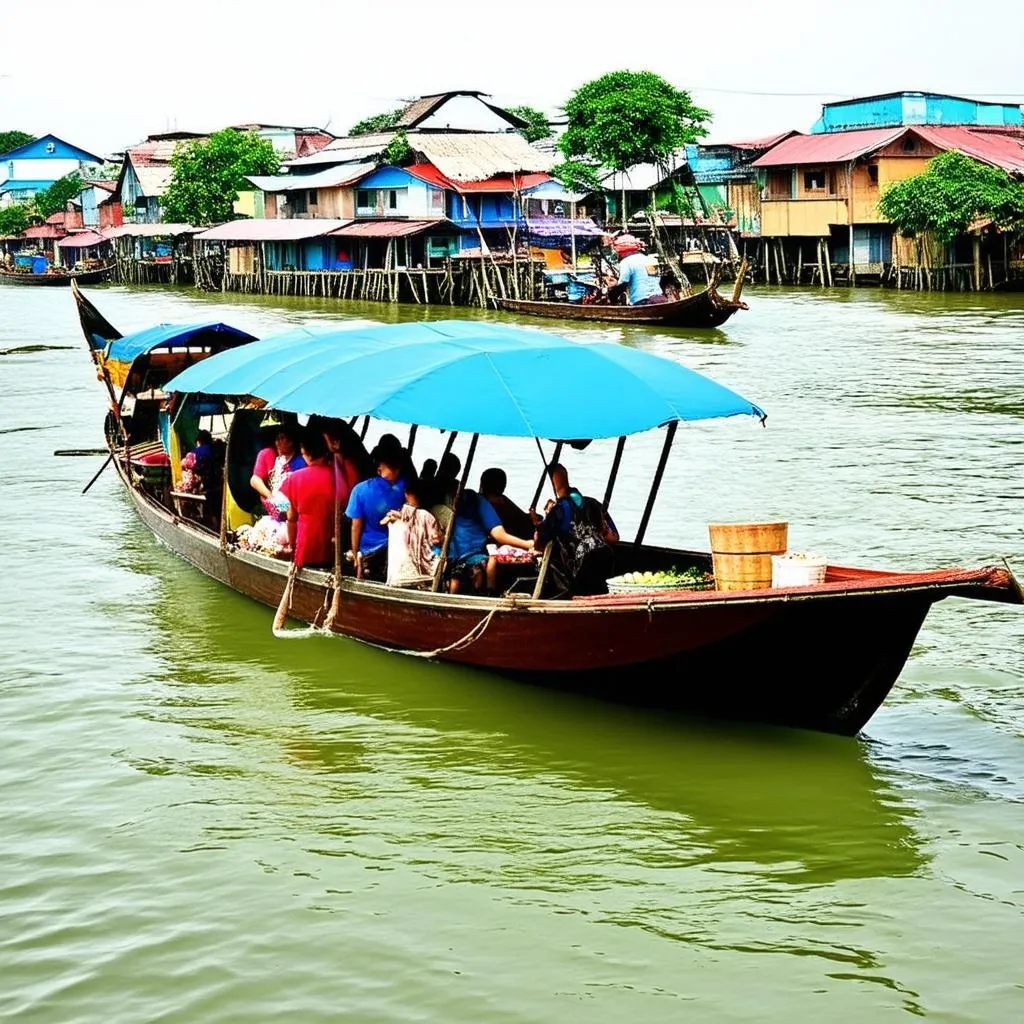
[708,522,788,591]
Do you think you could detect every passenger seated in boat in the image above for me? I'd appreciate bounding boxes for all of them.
[374,432,418,484]
[532,463,616,596]
[430,452,462,507]
[250,423,306,519]
[279,430,336,569]
[345,447,406,580]
[381,476,442,587]
[479,467,534,539]
[447,488,534,595]
[607,234,663,307]
[240,423,307,556]
[179,429,214,494]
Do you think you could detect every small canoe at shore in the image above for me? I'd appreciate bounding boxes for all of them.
[0,263,114,287]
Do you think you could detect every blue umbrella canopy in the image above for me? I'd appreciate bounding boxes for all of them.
[164,320,765,439]
[107,322,257,364]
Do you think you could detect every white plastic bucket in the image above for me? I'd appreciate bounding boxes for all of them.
[771,552,827,588]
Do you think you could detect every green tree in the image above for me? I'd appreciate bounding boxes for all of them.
[558,70,711,173]
[0,204,30,236]
[506,105,552,144]
[162,129,279,225]
[878,150,1024,242]
[0,130,35,156]
[378,129,412,167]
[348,108,404,136]
[33,173,83,219]
[550,159,603,194]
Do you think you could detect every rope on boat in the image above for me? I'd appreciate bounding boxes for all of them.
[272,563,322,639]
[401,599,513,658]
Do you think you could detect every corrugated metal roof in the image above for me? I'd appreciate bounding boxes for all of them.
[601,163,690,191]
[456,172,551,193]
[411,133,553,182]
[103,223,199,237]
[128,141,184,165]
[393,91,528,130]
[193,219,350,241]
[57,231,107,248]
[752,128,905,167]
[134,165,174,196]
[284,134,393,169]
[328,218,448,238]
[751,125,1024,173]
[714,131,801,151]
[913,125,1024,174]
[22,225,65,239]
[246,163,376,192]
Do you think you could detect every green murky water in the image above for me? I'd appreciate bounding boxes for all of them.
[1,283,1021,1022]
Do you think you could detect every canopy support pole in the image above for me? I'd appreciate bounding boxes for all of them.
[531,439,562,510]
[432,432,479,593]
[406,423,418,457]
[634,421,677,547]
[358,416,370,442]
[603,435,626,510]
[441,430,459,461]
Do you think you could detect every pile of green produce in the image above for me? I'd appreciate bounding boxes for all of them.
[611,566,714,588]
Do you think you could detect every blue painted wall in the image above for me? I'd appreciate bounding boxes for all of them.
[812,93,1023,133]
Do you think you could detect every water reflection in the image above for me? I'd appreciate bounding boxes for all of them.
[118,534,926,889]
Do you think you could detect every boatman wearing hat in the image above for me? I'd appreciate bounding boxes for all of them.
[607,234,663,306]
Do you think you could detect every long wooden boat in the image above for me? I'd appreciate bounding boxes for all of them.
[498,267,748,328]
[1,263,114,286]
[72,285,1021,737]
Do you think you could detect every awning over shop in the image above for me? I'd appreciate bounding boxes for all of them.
[57,231,107,248]
[328,219,449,238]
[193,220,350,242]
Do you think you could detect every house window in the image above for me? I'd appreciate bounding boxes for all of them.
[428,188,444,213]
[290,191,308,215]
[386,189,398,211]
[804,170,826,191]
[308,190,317,207]
[356,189,371,209]
[901,137,916,153]
[45,142,56,154]
[868,165,879,184]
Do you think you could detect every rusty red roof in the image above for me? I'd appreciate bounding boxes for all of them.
[58,230,107,248]
[752,128,904,167]
[912,126,1024,174]
[23,225,65,239]
[455,172,551,192]
[405,163,454,188]
[753,125,1024,174]
[716,131,801,151]
[329,218,448,238]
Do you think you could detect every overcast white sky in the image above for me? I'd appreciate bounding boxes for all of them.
[2,0,1022,156]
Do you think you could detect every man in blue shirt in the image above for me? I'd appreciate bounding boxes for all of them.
[607,234,662,306]
[345,451,406,579]
[448,489,534,594]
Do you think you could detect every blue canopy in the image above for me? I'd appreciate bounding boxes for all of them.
[106,322,257,365]
[164,320,765,439]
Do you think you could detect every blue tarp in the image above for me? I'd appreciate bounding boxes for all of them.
[106,322,257,365]
[165,321,764,440]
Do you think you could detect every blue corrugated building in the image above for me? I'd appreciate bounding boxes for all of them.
[811,92,1023,133]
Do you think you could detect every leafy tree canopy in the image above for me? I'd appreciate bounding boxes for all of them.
[162,129,279,225]
[550,159,603,194]
[348,108,404,136]
[33,173,83,219]
[878,150,1024,242]
[558,70,711,173]
[506,105,552,144]
[0,204,30,236]
[378,129,412,167]
[0,130,35,156]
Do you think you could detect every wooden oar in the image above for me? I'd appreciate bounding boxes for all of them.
[81,453,113,494]
[273,563,299,632]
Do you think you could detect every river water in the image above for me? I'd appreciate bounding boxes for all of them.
[1,283,1021,1022]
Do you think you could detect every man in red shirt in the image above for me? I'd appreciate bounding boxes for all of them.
[279,431,337,568]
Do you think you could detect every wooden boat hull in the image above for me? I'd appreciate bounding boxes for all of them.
[0,264,113,286]
[120,460,1020,736]
[498,286,746,328]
